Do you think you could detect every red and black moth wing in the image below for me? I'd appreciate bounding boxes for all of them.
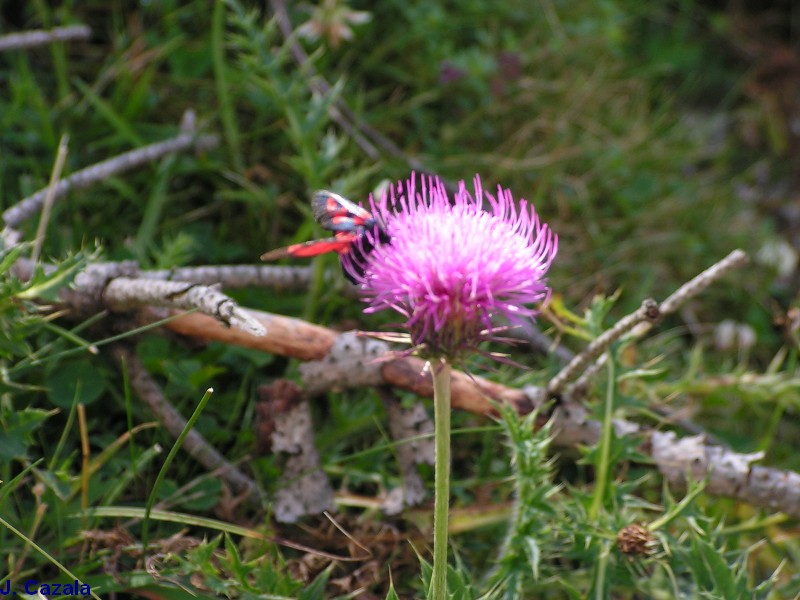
[311,190,376,232]
[259,232,357,261]
[261,190,390,283]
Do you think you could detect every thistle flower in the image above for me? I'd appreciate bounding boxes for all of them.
[344,174,558,360]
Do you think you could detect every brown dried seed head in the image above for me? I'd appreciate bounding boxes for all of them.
[616,523,655,556]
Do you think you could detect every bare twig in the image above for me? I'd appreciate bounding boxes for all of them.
[0,25,91,52]
[114,345,265,502]
[651,249,749,324]
[31,134,70,264]
[3,111,218,229]
[547,299,660,396]
[564,250,750,399]
[22,245,797,515]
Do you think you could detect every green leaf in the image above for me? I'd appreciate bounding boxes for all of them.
[33,467,72,501]
[299,564,332,600]
[689,532,742,599]
[0,407,52,461]
[524,537,541,580]
[223,533,248,581]
[46,359,106,408]
[384,581,401,600]
[15,252,89,302]
[0,244,27,274]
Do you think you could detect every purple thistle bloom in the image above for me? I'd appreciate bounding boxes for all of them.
[344,174,558,359]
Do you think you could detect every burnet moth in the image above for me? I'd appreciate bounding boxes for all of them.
[260,190,390,284]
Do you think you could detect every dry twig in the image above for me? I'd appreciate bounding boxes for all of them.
[103,277,266,337]
[0,24,91,52]
[564,249,750,400]
[547,298,660,397]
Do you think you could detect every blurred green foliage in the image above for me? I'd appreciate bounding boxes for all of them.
[0,0,799,597]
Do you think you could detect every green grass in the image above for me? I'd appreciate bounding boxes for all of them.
[0,0,798,597]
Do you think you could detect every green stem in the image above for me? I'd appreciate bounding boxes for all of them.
[429,359,452,600]
[212,0,244,172]
[593,539,611,599]
[142,387,215,553]
[590,350,615,520]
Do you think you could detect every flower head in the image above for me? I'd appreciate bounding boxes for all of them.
[344,174,558,360]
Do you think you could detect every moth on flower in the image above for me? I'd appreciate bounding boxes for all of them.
[260,190,390,284]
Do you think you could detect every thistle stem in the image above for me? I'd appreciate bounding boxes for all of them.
[430,358,452,599]
[590,350,615,519]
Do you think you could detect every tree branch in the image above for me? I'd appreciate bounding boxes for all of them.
[12,259,268,337]
[548,299,660,396]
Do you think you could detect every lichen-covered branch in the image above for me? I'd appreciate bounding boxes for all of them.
[299,332,388,393]
[378,388,434,513]
[650,432,800,514]
[256,381,333,523]
[118,255,800,516]
[103,277,266,337]
[12,259,271,337]
[653,249,749,322]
